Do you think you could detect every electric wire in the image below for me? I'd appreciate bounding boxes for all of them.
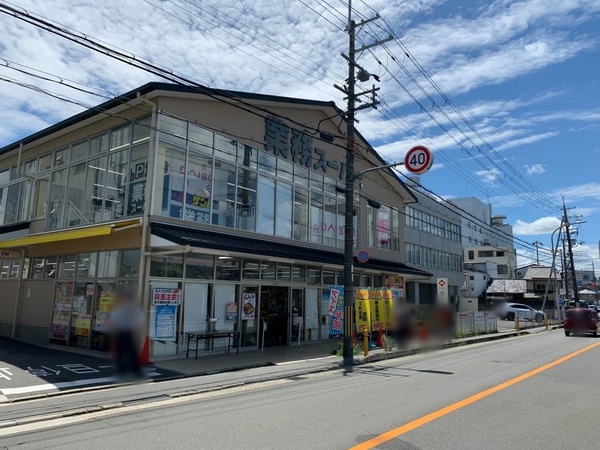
[143,0,344,102]
[0,1,363,154]
[355,0,562,211]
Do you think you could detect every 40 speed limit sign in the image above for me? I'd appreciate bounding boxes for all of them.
[404,146,433,175]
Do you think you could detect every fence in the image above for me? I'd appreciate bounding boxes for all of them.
[456,311,497,336]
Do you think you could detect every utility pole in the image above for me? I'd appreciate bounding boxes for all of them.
[336,1,391,365]
[563,200,579,307]
[561,240,568,301]
[592,260,598,301]
[532,241,543,265]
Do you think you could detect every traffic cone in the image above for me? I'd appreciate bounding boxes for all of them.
[139,336,150,365]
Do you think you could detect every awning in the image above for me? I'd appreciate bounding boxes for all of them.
[151,221,432,278]
[0,218,141,249]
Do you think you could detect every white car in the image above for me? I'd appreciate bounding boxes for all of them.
[495,302,546,322]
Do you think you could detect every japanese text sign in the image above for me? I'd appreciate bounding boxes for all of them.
[152,288,182,305]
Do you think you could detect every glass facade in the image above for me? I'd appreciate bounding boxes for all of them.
[30,250,140,351]
[0,107,421,356]
[366,204,402,252]
[405,242,463,272]
[405,206,461,242]
[154,113,357,248]
[0,118,150,229]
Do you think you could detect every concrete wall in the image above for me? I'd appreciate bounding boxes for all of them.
[0,281,19,336]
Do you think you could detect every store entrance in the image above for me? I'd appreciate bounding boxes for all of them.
[260,286,289,347]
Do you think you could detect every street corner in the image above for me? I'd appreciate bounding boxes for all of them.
[0,338,180,401]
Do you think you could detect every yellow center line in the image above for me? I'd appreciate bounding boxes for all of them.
[350,340,600,450]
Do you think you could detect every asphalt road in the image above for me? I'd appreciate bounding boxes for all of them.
[0,337,179,399]
[2,329,599,449]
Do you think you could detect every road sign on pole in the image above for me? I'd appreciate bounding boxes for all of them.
[404,146,433,175]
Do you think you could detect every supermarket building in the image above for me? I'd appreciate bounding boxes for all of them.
[0,82,431,358]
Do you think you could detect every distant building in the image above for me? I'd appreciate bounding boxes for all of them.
[464,245,516,279]
[403,184,464,306]
[515,265,562,299]
[449,196,516,280]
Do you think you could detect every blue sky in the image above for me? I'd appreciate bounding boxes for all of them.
[0,0,599,270]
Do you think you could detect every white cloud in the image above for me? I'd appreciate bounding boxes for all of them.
[525,164,546,175]
[497,132,559,151]
[474,167,502,186]
[513,216,562,235]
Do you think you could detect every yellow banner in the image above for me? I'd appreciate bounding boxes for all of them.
[383,297,393,330]
[371,298,384,330]
[355,298,371,333]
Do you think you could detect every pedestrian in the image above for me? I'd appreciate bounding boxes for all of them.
[109,287,145,378]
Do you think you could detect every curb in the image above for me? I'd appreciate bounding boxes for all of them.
[0,327,556,429]
[355,330,522,364]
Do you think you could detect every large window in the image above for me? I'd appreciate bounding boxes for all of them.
[257,176,275,235]
[275,181,293,238]
[212,161,236,228]
[186,152,213,224]
[405,206,461,242]
[156,143,186,219]
[405,242,463,272]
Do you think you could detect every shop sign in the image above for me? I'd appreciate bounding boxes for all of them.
[327,285,344,335]
[242,293,256,320]
[152,288,182,305]
[385,274,404,289]
[94,312,110,333]
[264,116,345,180]
[437,278,449,304]
[155,305,177,340]
[74,315,91,336]
[128,161,147,215]
[98,291,116,312]
[226,302,238,322]
[0,250,19,258]
[355,289,371,333]
[50,324,69,341]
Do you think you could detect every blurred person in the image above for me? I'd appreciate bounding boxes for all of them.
[394,303,416,347]
[433,304,455,342]
[109,288,145,378]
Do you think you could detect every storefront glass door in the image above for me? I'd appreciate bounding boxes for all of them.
[291,288,304,344]
[259,286,289,347]
[241,285,258,348]
[182,283,210,353]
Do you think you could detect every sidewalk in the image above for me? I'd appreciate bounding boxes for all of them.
[153,325,554,376]
[1,325,555,404]
[154,341,341,376]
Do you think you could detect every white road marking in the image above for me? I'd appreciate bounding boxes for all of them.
[0,372,160,396]
[275,355,337,365]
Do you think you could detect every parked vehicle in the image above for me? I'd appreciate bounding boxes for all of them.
[564,308,598,337]
[495,302,546,322]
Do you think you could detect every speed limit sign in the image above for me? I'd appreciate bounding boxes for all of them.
[404,146,433,175]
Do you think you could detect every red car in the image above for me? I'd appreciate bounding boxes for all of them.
[564,308,599,337]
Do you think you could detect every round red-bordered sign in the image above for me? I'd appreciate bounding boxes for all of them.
[356,250,370,263]
[404,145,433,175]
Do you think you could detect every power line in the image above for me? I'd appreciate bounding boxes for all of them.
[354,1,562,211]
[144,0,346,100]
[0,1,364,154]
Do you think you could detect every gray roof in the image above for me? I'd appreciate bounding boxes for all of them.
[487,279,527,294]
[521,266,561,280]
